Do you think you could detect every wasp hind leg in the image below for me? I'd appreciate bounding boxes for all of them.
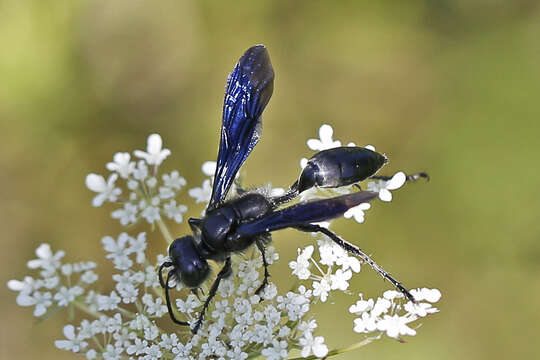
[293,223,416,303]
[370,172,429,182]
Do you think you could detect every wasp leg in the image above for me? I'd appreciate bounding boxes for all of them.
[192,257,232,334]
[254,241,270,297]
[370,172,429,182]
[164,270,189,326]
[294,224,416,303]
[158,261,173,289]
[271,180,299,206]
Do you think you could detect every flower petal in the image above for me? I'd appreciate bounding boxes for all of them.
[201,161,216,176]
[16,293,35,306]
[85,174,106,192]
[423,288,442,302]
[364,144,376,151]
[379,188,392,202]
[307,139,322,150]
[387,172,406,190]
[147,134,163,154]
[319,124,333,142]
[35,243,51,259]
[7,279,25,291]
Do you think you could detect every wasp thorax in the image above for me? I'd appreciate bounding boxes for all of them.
[169,236,210,288]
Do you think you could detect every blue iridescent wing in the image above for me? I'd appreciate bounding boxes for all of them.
[208,45,274,210]
[236,191,378,237]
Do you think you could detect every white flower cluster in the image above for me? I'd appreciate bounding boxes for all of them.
[86,134,188,225]
[8,244,98,317]
[8,128,440,359]
[350,289,441,340]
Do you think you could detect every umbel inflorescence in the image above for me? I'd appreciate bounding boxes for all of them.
[8,126,441,360]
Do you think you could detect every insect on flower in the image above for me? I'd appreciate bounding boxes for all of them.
[159,44,428,334]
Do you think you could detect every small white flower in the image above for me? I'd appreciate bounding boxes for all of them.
[371,297,392,317]
[85,173,122,207]
[176,294,201,314]
[299,333,328,358]
[298,319,318,335]
[126,338,148,355]
[27,243,65,270]
[146,176,158,188]
[141,205,160,223]
[307,124,341,151]
[367,171,406,202]
[201,161,217,176]
[330,269,352,291]
[61,264,72,276]
[335,253,361,273]
[164,200,188,223]
[188,179,213,204]
[317,236,338,266]
[127,232,147,264]
[404,301,439,317]
[353,312,378,333]
[55,325,88,353]
[143,344,162,359]
[102,343,122,360]
[410,287,442,303]
[25,244,65,280]
[261,339,288,360]
[365,144,376,151]
[106,152,135,178]
[102,234,132,270]
[134,134,171,166]
[377,314,417,339]
[16,291,53,316]
[7,276,41,292]
[143,295,168,317]
[344,202,371,223]
[289,246,313,280]
[159,333,179,350]
[312,278,331,302]
[54,286,83,307]
[349,298,374,315]
[111,203,138,225]
[383,290,403,300]
[163,170,187,189]
[97,291,121,311]
[81,270,98,284]
[144,324,159,341]
[159,186,175,199]
[106,313,123,333]
[132,160,149,181]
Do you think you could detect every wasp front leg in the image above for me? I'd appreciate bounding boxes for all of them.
[254,240,271,297]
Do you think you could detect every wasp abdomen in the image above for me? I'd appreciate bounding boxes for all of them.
[297,147,387,193]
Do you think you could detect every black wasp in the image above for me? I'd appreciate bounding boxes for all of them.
[159,45,428,334]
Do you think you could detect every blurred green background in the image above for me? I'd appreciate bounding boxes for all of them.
[2,0,540,359]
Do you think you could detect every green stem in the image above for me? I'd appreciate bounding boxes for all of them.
[157,219,174,245]
[287,336,378,360]
[73,301,107,319]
